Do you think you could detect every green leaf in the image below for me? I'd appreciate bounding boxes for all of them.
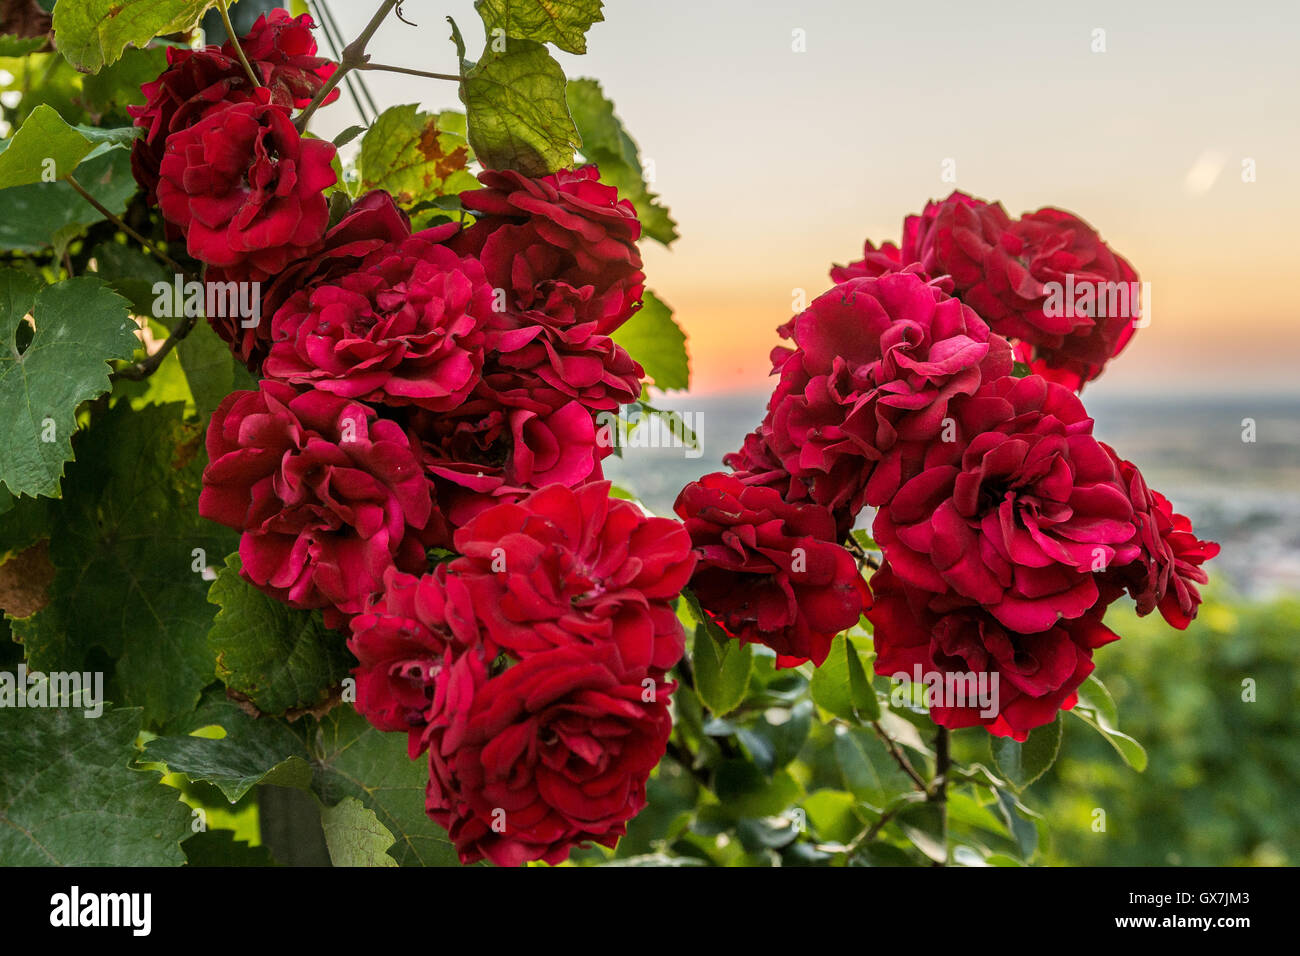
[54,0,228,74]
[611,291,688,391]
[356,104,477,209]
[320,796,400,867]
[0,35,47,58]
[91,239,172,315]
[0,147,138,254]
[713,761,800,818]
[305,705,465,867]
[0,271,138,498]
[990,714,1063,790]
[177,320,236,423]
[0,104,97,187]
[475,0,604,54]
[0,705,190,865]
[12,403,238,724]
[332,124,368,148]
[146,696,313,803]
[81,46,169,117]
[897,800,947,863]
[1070,675,1148,771]
[459,37,580,176]
[688,619,752,718]
[810,633,879,722]
[566,77,677,245]
[207,553,354,718]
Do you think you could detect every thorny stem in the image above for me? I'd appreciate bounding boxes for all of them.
[218,0,262,88]
[296,0,403,132]
[65,175,190,279]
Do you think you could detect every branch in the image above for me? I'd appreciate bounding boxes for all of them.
[65,175,190,279]
[357,62,459,82]
[218,0,262,88]
[113,310,199,382]
[870,720,930,792]
[296,0,402,132]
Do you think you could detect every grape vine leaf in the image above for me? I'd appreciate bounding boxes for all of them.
[0,104,98,187]
[145,696,313,803]
[0,147,138,254]
[11,403,238,725]
[455,31,580,177]
[53,0,232,74]
[305,706,466,867]
[357,104,478,209]
[207,553,355,718]
[0,271,138,498]
[474,0,605,55]
[611,291,689,391]
[566,77,677,245]
[0,705,190,865]
[320,797,400,867]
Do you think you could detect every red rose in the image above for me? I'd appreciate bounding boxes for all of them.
[348,567,485,758]
[451,166,645,333]
[129,11,335,202]
[264,235,493,410]
[157,90,337,280]
[1100,444,1219,628]
[872,374,1139,633]
[761,272,1012,523]
[444,482,695,671]
[199,381,432,626]
[425,642,674,866]
[674,472,868,667]
[868,561,1118,740]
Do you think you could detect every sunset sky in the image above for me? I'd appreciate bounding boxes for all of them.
[311,0,1300,396]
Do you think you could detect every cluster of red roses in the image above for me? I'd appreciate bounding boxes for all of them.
[675,193,1219,740]
[133,12,698,865]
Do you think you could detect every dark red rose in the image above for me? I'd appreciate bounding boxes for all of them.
[674,472,868,668]
[157,91,336,281]
[347,566,486,758]
[761,272,1012,524]
[425,642,674,866]
[901,191,1012,285]
[199,381,432,627]
[872,374,1139,633]
[443,482,695,672]
[451,166,645,334]
[1100,444,1219,629]
[264,235,492,410]
[868,561,1118,740]
[129,12,335,201]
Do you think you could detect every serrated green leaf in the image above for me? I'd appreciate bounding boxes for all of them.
[0,104,95,187]
[320,796,399,867]
[0,705,190,865]
[611,291,688,391]
[146,696,313,802]
[357,104,477,210]
[689,621,752,718]
[566,76,677,245]
[207,553,354,717]
[459,37,579,176]
[11,403,238,724]
[990,714,1063,790]
[305,705,465,867]
[0,271,138,498]
[475,0,604,54]
[54,0,231,74]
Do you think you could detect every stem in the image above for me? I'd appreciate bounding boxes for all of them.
[357,62,459,82]
[928,726,950,866]
[65,175,190,278]
[844,535,881,571]
[219,0,262,88]
[113,311,199,382]
[870,720,930,792]
[296,0,402,132]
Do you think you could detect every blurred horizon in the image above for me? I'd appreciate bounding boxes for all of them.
[305,0,1300,397]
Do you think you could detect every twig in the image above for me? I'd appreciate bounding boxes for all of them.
[113,311,199,382]
[844,534,881,570]
[357,62,458,82]
[296,0,402,132]
[65,175,190,278]
[927,726,950,866]
[218,0,262,88]
[870,720,930,792]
